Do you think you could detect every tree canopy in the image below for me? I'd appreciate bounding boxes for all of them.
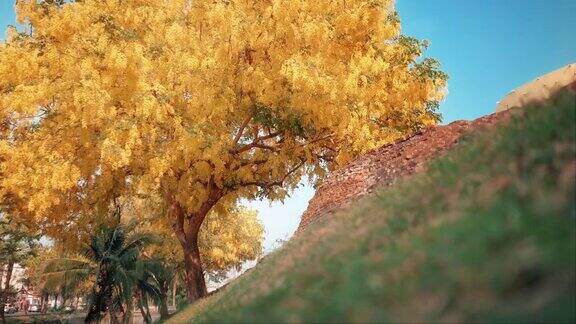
[0,0,446,301]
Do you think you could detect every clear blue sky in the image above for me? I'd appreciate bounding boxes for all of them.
[1,1,574,249]
[397,0,575,122]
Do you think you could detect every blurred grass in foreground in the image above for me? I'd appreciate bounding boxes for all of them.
[169,92,575,323]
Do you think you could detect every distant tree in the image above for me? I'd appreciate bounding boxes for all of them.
[134,259,173,323]
[41,221,154,323]
[25,247,68,313]
[0,217,40,323]
[0,0,446,301]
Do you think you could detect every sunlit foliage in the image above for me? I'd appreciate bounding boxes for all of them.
[0,0,446,299]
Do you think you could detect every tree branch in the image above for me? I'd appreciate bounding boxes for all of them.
[238,158,306,190]
[232,114,253,146]
[230,131,282,154]
[236,158,269,169]
[257,131,282,142]
[185,176,223,240]
[231,142,279,154]
[314,153,334,162]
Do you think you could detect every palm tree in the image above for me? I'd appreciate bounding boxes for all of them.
[134,259,162,324]
[41,221,155,323]
[141,259,175,321]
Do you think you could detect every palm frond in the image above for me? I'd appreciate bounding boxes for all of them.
[107,227,125,255]
[43,258,92,273]
[138,279,162,304]
[118,247,139,268]
[121,232,158,255]
[40,258,92,291]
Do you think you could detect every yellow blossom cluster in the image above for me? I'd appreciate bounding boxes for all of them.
[0,0,446,287]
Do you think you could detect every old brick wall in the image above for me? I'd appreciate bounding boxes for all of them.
[295,111,510,234]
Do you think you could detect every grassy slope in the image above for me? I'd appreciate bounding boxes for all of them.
[170,93,576,323]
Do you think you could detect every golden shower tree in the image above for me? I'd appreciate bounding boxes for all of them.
[0,0,446,301]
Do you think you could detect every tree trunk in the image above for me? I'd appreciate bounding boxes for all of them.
[122,303,132,324]
[0,263,4,290]
[109,309,122,324]
[172,276,177,309]
[166,189,220,304]
[3,261,14,292]
[136,293,152,324]
[0,264,3,324]
[41,293,48,313]
[0,261,15,324]
[181,236,208,303]
[159,291,169,320]
[61,293,67,310]
[167,198,210,304]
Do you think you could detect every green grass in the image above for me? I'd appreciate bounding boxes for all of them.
[169,92,576,323]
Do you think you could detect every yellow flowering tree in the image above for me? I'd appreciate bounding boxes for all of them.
[143,205,264,294]
[121,195,264,280]
[0,0,446,301]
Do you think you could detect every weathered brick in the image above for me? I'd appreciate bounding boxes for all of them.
[295,110,512,234]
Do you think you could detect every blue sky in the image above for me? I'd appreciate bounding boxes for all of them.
[0,2,14,34]
[1,1,574,250]
[397,0,576,122]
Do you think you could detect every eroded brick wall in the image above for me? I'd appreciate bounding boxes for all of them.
[295,111,510,234]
